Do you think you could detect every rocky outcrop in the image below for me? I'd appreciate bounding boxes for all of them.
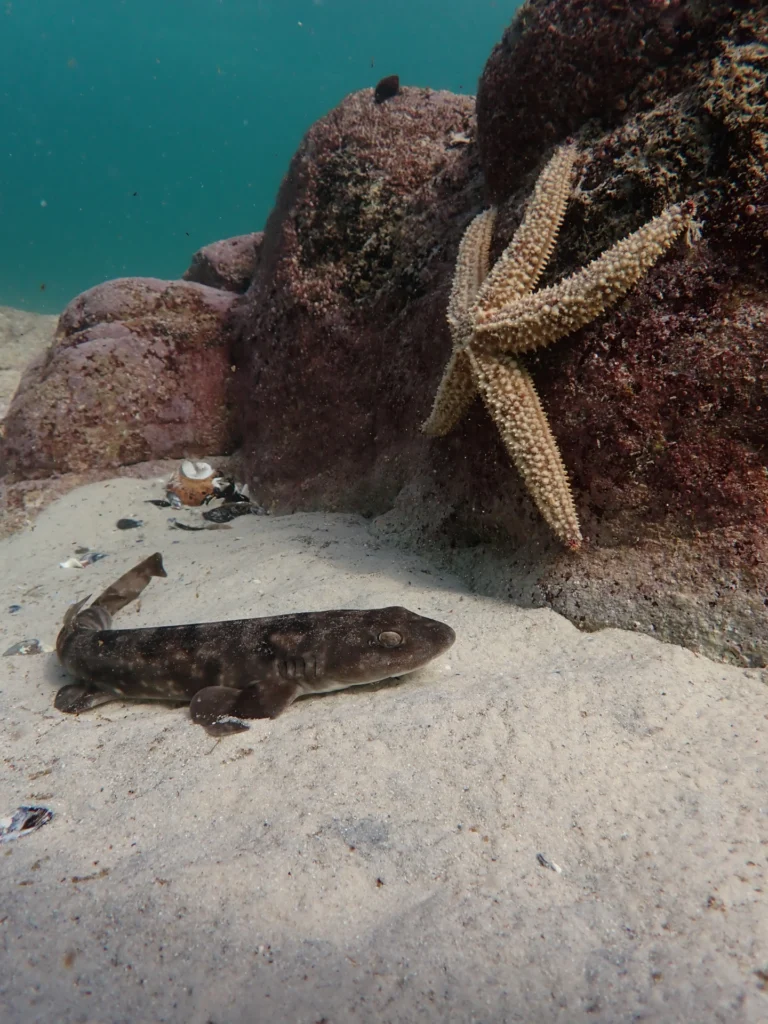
[232,86,480,511]
[183,232,263,293]
[475,0,758,198]
[0,278,237,480]
[232,8,768,665]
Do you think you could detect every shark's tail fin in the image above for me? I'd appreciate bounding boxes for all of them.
[56,552,167,658]
[90,551,167,617]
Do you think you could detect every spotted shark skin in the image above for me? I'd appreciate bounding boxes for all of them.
[55,553,456,735]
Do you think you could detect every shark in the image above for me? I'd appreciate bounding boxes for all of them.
[54,553,456,735]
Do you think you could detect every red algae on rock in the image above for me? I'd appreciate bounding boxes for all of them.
[231,5,768,664]
[454,0,768,663]
[183,233,263,294]
[231,87,481,512]
[0,278,237,480]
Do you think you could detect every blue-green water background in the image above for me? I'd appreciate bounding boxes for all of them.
[1,0,519,314]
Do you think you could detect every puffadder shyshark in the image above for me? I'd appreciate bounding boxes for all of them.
[55,553,456,735]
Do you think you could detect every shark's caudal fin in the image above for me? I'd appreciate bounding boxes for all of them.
[91,551,167,617]
[56,553,167,658]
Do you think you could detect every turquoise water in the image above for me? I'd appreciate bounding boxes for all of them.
[1,0,518,314]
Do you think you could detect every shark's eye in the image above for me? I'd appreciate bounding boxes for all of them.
[378,630,403,648]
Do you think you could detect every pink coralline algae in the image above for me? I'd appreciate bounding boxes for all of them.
[1,278,237,480]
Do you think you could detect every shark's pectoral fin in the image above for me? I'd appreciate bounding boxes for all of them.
[189,680,300,736]
[54,683,117,714]
[189,687,250,736]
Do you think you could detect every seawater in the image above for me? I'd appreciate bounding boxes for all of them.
[1,0,519,314]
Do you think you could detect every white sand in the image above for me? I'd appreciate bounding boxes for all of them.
[1,477,766,1023]
[0,305,57,419]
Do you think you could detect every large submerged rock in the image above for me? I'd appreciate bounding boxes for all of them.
[0,278,237,479]
[232,86,480,511]
[232,4,768,665]
[183,232,263,293]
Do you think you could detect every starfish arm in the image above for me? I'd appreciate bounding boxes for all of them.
[421,348,476,436]
[475,202,691,354]
[474,144,577,314]
[468,349,582,549]
[447,208,497,328]
[424,209,495,437]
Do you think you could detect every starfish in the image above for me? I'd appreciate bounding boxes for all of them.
[422,144,692,549]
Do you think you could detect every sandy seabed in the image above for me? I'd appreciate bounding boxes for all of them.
[0,476,766,1024]
[0,305,57,420]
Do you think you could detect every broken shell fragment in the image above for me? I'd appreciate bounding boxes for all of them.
[202,502,268,523]
[0,806,53,843]
[3,638,44,656]
[60,557,85,570]
[81,551,108,566]
[167,518,207,532]
[116,517,144,530]
[59,552,107,569]
[167,460,217,506]
[212,478,251,503]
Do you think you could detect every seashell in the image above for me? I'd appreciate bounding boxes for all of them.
[3,639,44,656]
[0,806,53,843]
[202,501,268,523]
[374,74,400,103]
[167,518,206,531]
[81,551,108,566]
[166,460,217,507]
[59,552,107,569]
[212,477,251,503]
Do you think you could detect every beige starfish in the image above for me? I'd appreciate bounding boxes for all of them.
[422,144,692,549]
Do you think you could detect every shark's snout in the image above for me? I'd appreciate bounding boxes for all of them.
[422,617,456,655]
[400,610,456,673]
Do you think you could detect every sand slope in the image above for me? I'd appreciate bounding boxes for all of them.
[1,478,766,1023]
[0,305,57,420]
